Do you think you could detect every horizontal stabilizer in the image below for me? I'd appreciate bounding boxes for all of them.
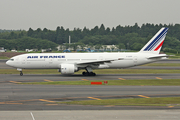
[147,54,174,59]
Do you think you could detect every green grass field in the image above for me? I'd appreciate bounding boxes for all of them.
[0,56,9,59]
[60,97,180,106]
[20,79,180,86]
[143,63,180,66]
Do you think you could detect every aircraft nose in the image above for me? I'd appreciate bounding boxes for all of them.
[6,60,12,67]
[6,60,10,66]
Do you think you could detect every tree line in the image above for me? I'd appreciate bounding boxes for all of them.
[0,37,58,50]
[0,23,180,52]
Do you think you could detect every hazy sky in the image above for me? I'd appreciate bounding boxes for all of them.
[0,0,179,30]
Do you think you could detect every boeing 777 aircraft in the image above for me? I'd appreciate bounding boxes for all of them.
[6,27,169,76]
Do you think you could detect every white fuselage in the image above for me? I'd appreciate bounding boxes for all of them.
[6,52,162,69]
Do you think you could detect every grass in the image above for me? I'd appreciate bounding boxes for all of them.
[169,56,180,59]
[142,63,180,66]
[0,56,9,59]
[60,97,180,106]
[0,69,58,74]
[166,52,180,59]
[1,69,180,74]
[89,69,180,74]
[20,79,180,86]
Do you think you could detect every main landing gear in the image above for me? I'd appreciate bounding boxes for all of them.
[82,71,96,76]
[82,67,96,76]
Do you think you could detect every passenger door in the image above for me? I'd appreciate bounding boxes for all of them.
[133,56,137,66]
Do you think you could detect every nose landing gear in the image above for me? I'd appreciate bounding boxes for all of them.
[20,71,23,76]
[17,68,23,76]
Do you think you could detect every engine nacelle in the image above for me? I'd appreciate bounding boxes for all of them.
[60,64,78,75]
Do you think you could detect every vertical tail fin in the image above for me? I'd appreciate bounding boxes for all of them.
[139,27,168,54]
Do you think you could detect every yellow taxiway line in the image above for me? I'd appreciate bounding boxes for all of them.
[118,78,126,80]
[168,106,174,108]
[156,77,162,80]
[39,99,56,103]
[9,81,22,84]
[87,97,101,100]
[81,79,89,81]
[44,79,54,82]
[138,95,150,98]
[0,102,22,104]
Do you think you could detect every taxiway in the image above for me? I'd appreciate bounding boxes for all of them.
[0,59,180,111]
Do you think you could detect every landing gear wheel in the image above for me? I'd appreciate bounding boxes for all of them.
[82,71,86,76]
[90,72,96,76]
[82,71,96,76]
[82,71,88,76]
[20,72,23,76]
[93,73,96,76]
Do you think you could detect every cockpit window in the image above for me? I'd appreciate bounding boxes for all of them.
[9,59,14,61]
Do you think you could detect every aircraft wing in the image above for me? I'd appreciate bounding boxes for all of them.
[147,54,173,59]
[76,58,124,65]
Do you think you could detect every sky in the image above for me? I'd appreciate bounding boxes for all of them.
[0,0,180,30]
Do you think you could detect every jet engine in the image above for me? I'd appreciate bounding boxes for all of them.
[59,64,78,75]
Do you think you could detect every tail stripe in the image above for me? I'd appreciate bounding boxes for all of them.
[154,40,164,51]
[144,28,168,51]
[149,32,166,51]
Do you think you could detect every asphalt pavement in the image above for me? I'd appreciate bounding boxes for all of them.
[1,59,180,119]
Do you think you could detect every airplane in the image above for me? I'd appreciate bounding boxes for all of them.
[6,27,170,76]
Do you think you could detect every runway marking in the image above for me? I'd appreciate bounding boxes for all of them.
[138,95,150,98]
[88,97,101,100]
[156,77,162,80]
[0,102,22,104]
[46,104,58,106]
[30,112,35,120]
[44,79,53,82]
[3,99,37,103]
[9,81,22,84]
[118,78,126,80]
[39,99,56,103]
[81,79,89,81]
[168,106,174,108]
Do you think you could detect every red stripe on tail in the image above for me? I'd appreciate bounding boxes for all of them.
[154,40,164,51]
